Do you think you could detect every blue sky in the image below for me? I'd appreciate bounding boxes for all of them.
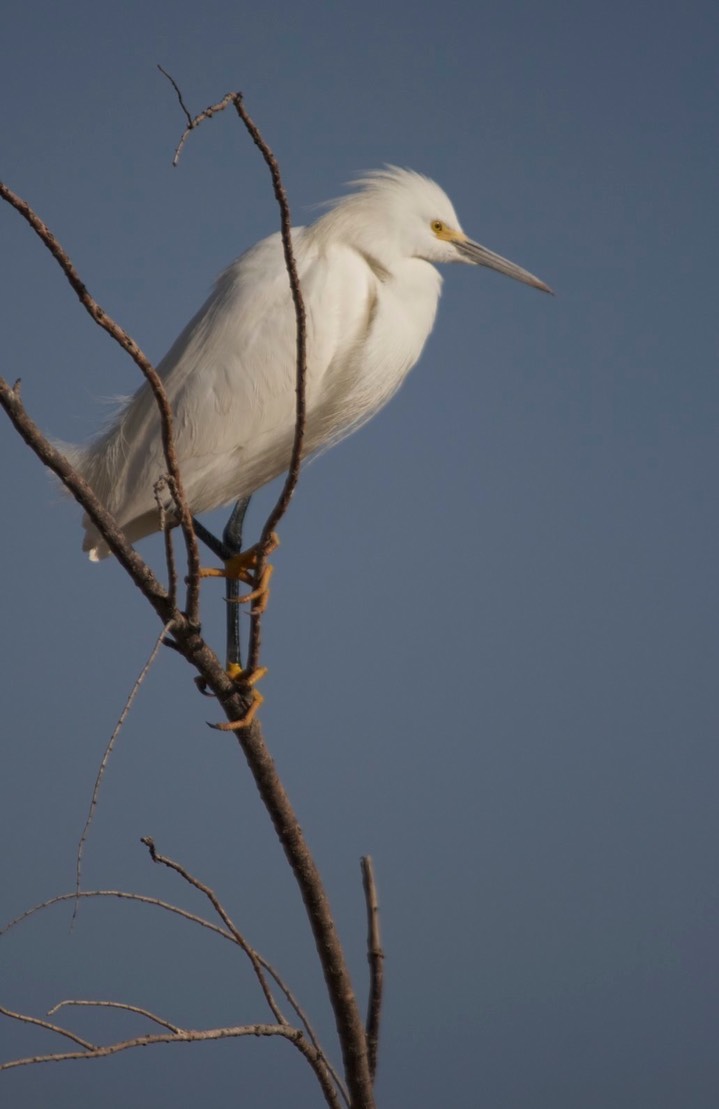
[1,2,718,1106]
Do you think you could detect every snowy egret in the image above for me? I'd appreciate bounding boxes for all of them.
[66,167,551,560]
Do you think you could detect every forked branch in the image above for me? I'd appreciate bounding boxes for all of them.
[2,886,349,1106]
[0,1014,343,1107]
[159,75,308,675]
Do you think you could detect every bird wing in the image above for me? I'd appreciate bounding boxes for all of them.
[81,228,370,544]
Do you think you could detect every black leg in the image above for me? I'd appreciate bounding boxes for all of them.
[222,498,252,670]
[192,497,252,669]
[222,496,252,556]
[192,516,231,561]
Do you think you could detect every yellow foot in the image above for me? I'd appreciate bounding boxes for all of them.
[211,688,264,731]
[199,532,279,614]
[229,562,274,614]
[226,663,267,686]
[210,664,267,731]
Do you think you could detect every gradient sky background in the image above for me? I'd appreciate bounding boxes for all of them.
[1,2,718,1106]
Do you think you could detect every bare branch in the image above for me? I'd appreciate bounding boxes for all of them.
[2,887,349,1105]
[361,856,384,1081]
[157,85,309,676]
[0,1006,95,1051]
[2,890,237,944]
[73,626,172,922]
[159,69,236,167]
[226,718,375,1106]
[0,379,171,619]
[47,1000,182,1035]
[157,64,193,128]
[157,83,373,1101]
[0,385,236,721]
[257,955,350,1107]
[3,93,375,1109]
[0,180,200,619]
[141,836,288,1027]
[228,96,308,675]
[230,97,308,538]
[0,1020,343,1107]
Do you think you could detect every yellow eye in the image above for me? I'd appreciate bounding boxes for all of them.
[431,220,444,234]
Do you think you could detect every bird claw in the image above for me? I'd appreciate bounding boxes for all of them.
[227,563,274,614]
[209,688,264,731]
[199,532,279,614]
[194,676,215,697]
[226,662,267,686]
[208,664,267,730]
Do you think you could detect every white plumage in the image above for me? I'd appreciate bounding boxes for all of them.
[65,168,550,559]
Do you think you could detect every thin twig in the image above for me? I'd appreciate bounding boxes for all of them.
[47,1000,182,1034]
[0,380,173,618]
[73,625,173,924]
[256,955,350,1107]
[360,856,384,1081]
[141,836,287,1027]
[160,72,235,167]
[0,1019,343,1107]
[157,65,193,128]
[2,886,349,1105]
[229,96,307,675]
[158,81,309,676]
[3,890,234,944]
[0,180,200,620]
[0,378,240,726]
[0,1006,94,1051]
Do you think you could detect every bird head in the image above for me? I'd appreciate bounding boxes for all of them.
[321,166,552,293]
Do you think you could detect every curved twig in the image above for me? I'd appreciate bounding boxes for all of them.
[141,836,287,1027]
[157,65,193,130]
[361,856,384,1080]
[159,75,236,168]
[0,1018,342,1108]
[0,181,200,620]
[0,380,171,619]
[47,1000,182,1035]
[2,890,235,944]
[228,95,307,675]
[0,1006,95,1051]
[73,625,171,921]
[157,77,308,676]
[256,955,350,1106]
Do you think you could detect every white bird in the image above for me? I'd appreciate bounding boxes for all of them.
[66,167,550,560]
